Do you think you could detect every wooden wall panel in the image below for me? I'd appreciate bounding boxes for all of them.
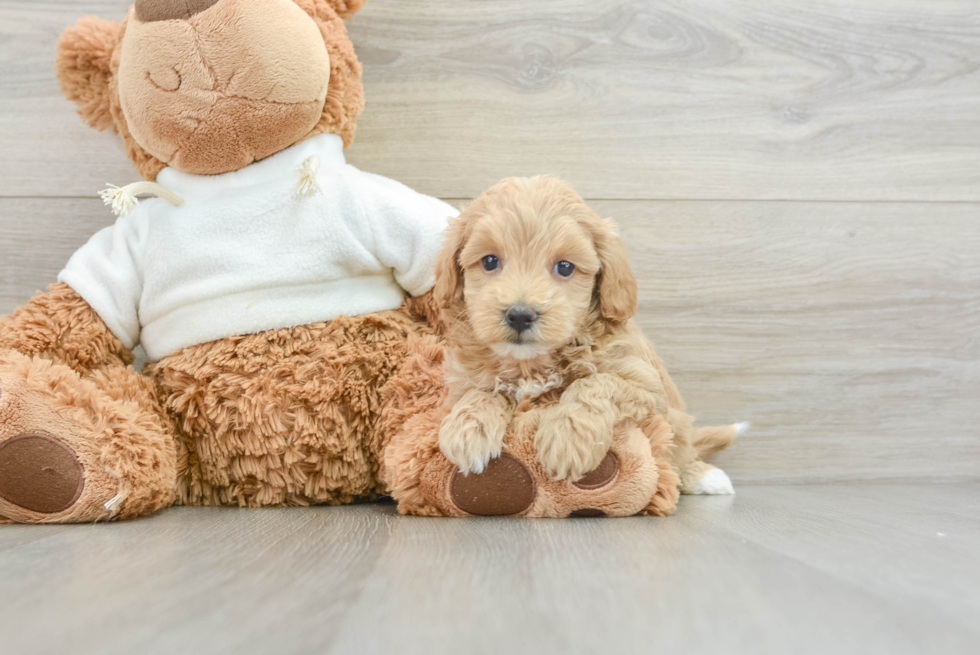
[0,1,978,200]
[3,197,976,483]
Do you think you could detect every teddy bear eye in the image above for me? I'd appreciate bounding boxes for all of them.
[554,261,575,277]
[481,255,500,272]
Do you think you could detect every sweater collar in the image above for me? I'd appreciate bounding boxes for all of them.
[155,133,345,199]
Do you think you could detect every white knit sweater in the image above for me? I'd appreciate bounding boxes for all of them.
[59,134,457,361]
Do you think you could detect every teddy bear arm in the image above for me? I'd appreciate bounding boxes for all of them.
[0,283,133,374]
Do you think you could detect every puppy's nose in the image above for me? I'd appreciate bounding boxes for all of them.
[135,0,221,22]
[505,305,539,334]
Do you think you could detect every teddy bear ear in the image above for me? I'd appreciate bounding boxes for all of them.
[319,0,368,20]
[55,16,121,131]
[295,0,366,20]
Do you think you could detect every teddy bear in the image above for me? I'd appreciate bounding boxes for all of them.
[0,0,462,523]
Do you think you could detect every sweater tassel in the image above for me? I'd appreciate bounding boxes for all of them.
[293,155,322,200]
[100,181,184,218]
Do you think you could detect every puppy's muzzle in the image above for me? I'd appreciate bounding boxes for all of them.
[504,305,539,335]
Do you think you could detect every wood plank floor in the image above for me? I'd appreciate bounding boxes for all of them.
[0,484,977,655]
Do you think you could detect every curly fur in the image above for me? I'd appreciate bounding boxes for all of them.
[0,283,133,373]
[0,282,440,520]
[434,176,737,491]
[377,336,449,513]
[146,304,433,507]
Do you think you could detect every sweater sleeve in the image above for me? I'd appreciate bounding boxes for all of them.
[57,212,147,350]
[354,170,458,296]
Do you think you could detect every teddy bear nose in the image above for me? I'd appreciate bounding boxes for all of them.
[135,0,222,22]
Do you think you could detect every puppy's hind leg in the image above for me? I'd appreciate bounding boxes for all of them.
[667,409,738,495]
[680,461,735,496]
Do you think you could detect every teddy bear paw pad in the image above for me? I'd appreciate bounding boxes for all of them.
[572,451,620,490]
[0,432,84,514]
[450,453,535,516]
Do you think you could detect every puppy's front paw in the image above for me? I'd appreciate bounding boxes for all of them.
[439,409,507,475]
[535,411,611,482]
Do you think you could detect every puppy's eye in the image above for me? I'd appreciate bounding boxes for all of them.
[481,255,500,272]
[554,261,575,277]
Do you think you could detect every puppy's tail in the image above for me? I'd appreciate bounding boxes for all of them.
[691,421,749,459]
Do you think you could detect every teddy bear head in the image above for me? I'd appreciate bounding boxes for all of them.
[56,0,367,180]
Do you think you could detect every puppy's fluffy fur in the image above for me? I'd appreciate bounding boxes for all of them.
[434,176,738,493]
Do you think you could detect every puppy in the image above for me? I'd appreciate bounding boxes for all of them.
[434,176,739,494]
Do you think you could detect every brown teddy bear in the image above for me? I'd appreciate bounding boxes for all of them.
[0,0,460,523]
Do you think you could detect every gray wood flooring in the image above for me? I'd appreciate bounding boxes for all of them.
[0,484,977,655]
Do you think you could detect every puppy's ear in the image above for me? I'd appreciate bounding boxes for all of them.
[433,215,468,310]
[594,219,638,323]
[56,17,121,131]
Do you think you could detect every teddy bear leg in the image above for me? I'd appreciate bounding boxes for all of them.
[641,457,680,516]
[0,350,177,523]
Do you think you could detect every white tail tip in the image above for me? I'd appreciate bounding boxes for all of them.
[734,421,751,436]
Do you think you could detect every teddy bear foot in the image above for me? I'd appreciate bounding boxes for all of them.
[444,447,648,518]
[449,453,537,516]
[0,371,91,522]
[446,452,622,518]
[0,351,177,523]
[388,408,679,518]
[0,431,84,516]
[0,368,112,523]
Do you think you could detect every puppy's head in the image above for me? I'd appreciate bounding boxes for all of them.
[435,176,637,360]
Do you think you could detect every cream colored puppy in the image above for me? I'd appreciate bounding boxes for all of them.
[434,176,739,494]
